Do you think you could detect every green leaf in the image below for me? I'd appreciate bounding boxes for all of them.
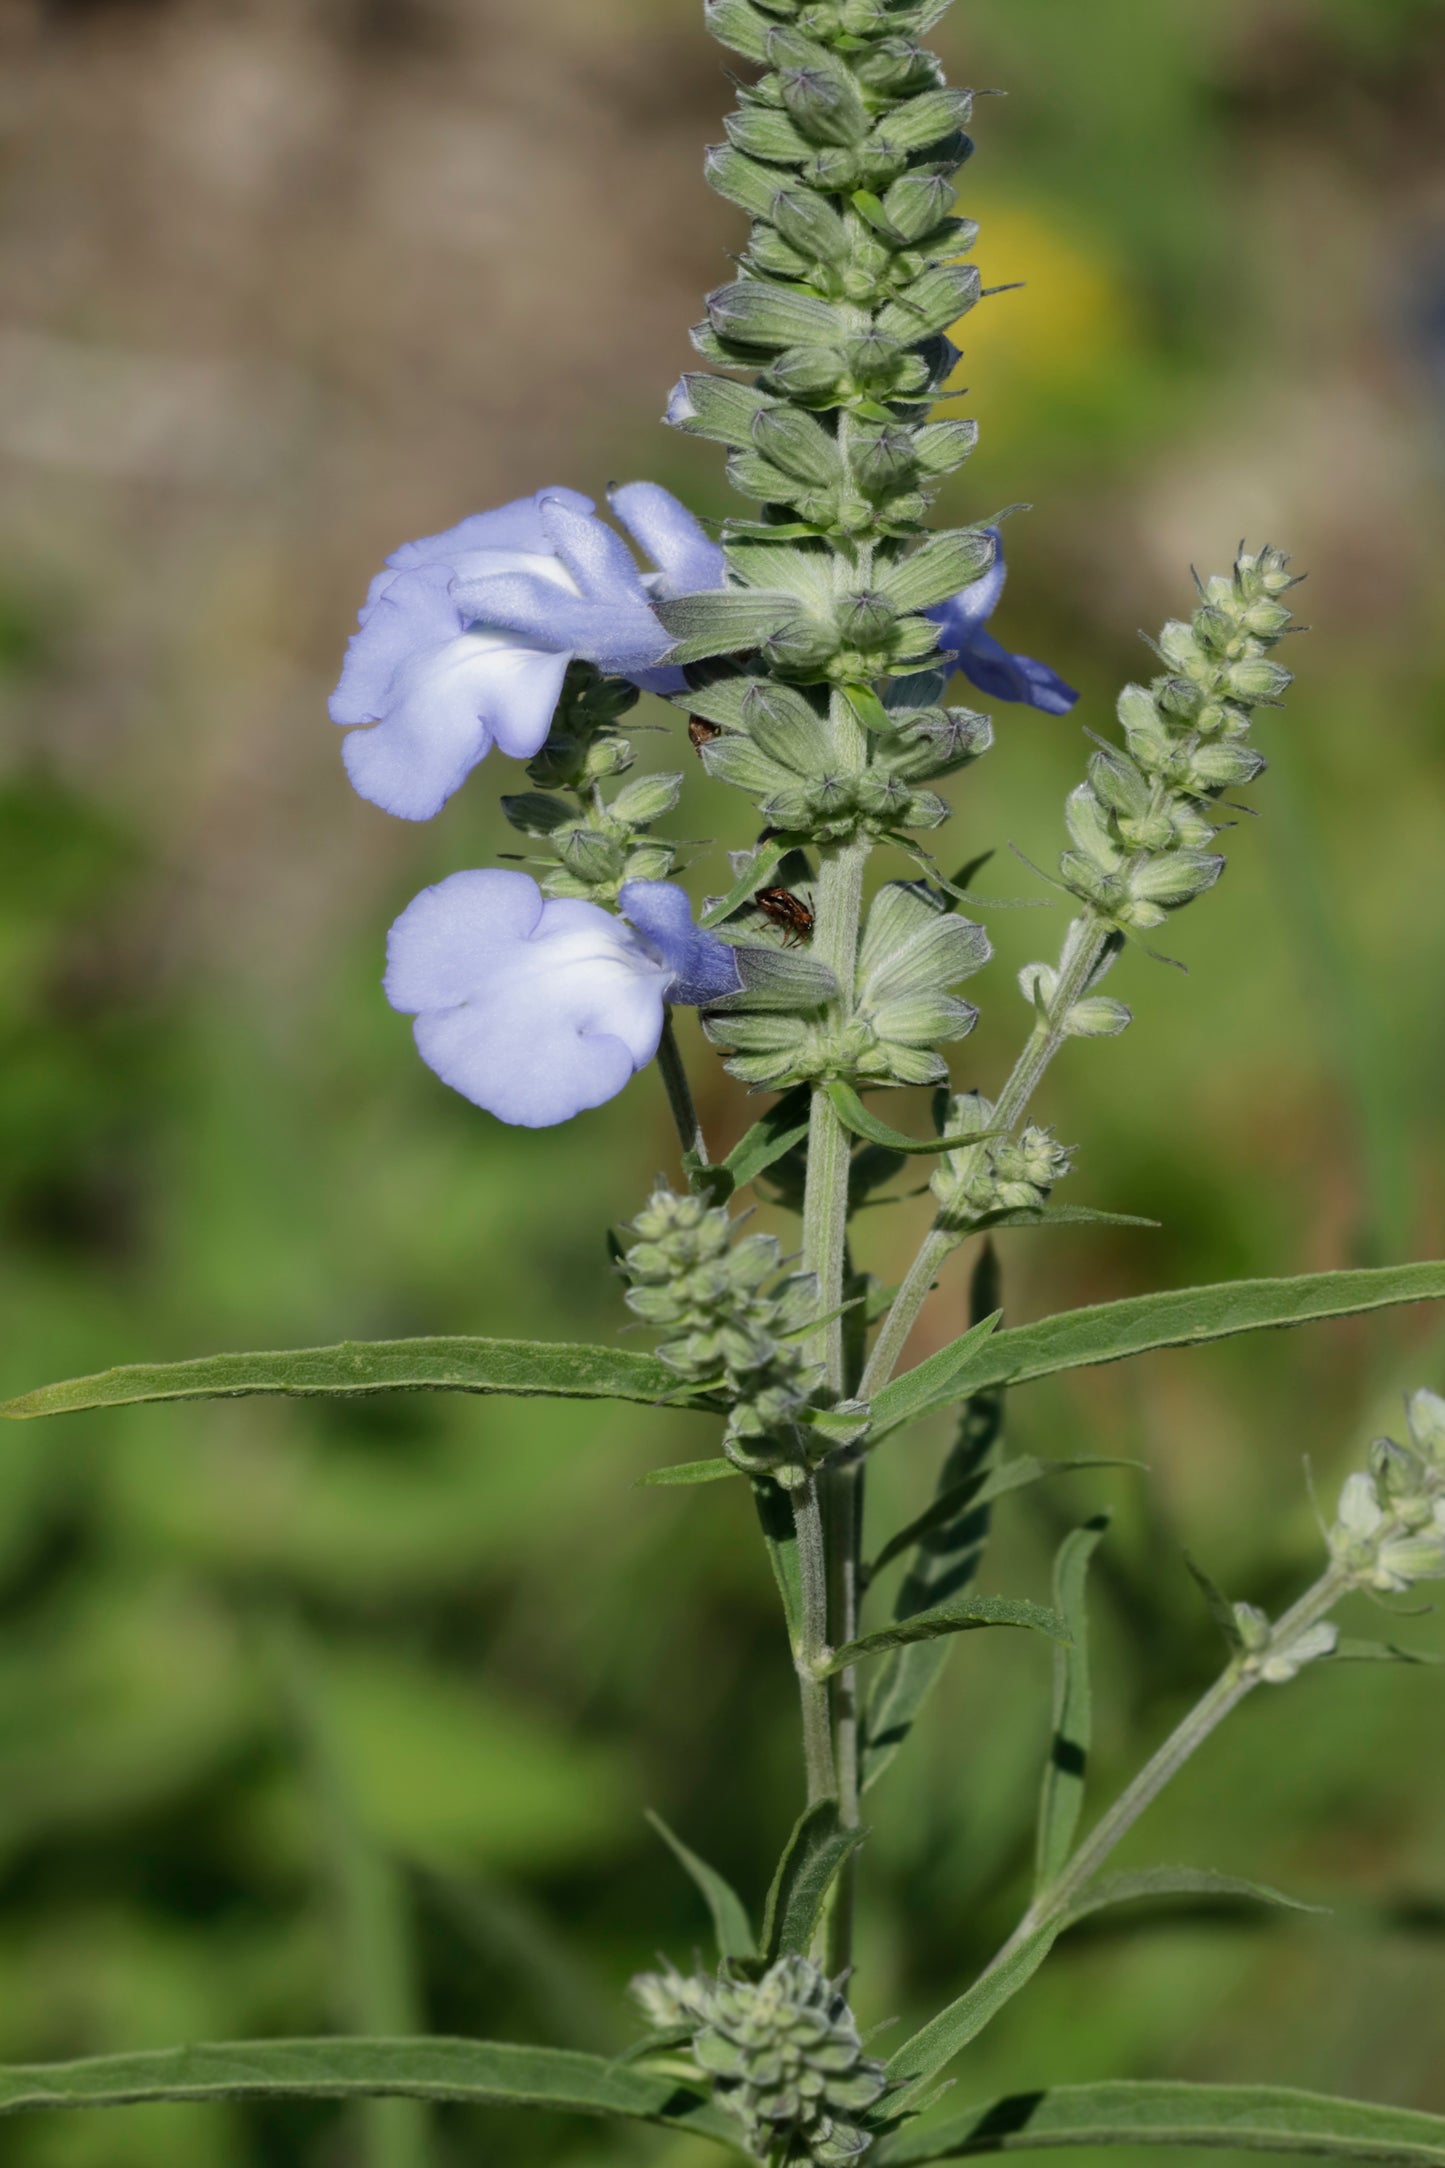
[0,2038,738,2145]
[826,1081,1002,1156]
[720,1086,812,1193]
[1328,1637,1445,1665]
[645,1811,758,1963]
[884,1925,1059,2103]
[972,1204,1160,1232]
[637,1459,739,1488]
[870,1262,1445,1441]
[870,1459,1133,1581]
[826,1594,1067,1676]
[0,1339,704,1423]
[761,1799,864,1962]
[874,2078,1445,2164]
[1183,1551,1246,1653]
[1063,1865,1325,1930]
[1035,1516,1110,1894]
[699,838,795,929]
[864,1252,1005,1792]
[752,1475,803,1645]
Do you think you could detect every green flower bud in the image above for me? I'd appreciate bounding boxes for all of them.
[609,772,684,828]
[769,186,852,264]
[1407,1389,1445,1465]
[693,1955,886,2166]
[879,168,956,241]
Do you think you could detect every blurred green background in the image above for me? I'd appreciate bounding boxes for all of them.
[1,0,1443,2161]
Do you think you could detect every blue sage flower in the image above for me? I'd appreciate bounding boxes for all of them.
[384,870,740,1127]
[332,485,724,821]
[927,528,1078,715]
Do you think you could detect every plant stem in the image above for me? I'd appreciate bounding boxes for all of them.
[988,1561,1352,1971]
[791,1470,839,1805]
[862,913,1113,1395]
[657,1009,709,1169]
[800,810,869,1941]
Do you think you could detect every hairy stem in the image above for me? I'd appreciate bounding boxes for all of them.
[862,913,1113,1394]
[791,1471,839,1805]
[989,1561,1352,1970]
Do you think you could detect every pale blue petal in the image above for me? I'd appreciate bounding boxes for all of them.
[384,488,595,577]
[540,494,652,605]
[618,880,744,1005]
[340,586,570,818]
[450,572,672,676]
[331,564,462,729]
[610,482,726,597]
[386,870,668,1127]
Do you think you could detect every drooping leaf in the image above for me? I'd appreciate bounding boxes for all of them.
[825,1081,1002,1157]
[1034,1516,1110,1894]
[0,2038,737,2145]
[874,2077,1445,2165]
[760,1799,864,1962]
[1328,1637,1445,1665]
[638,1459,739,1488]
[646,1811,758,1964]
[826,1594,1067,1675]
[699,837,796,929]
[752,1474,803,1644]
[0,1339,707,1422]
[870,1262,1445,1441]
[863,1250,1005,1791]
[1062,1865,1325,1931]
[884,1925,1060,2102]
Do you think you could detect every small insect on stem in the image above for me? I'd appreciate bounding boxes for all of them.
[687,716,720,755]
[754,887,815,946]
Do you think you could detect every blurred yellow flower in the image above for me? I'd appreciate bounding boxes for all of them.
[941,200,1141,425]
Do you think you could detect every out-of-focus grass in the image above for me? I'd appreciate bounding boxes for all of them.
[0,2,1441,2164]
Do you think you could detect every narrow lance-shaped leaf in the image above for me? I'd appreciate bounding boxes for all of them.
[638,1459,739,1488]
[863,1250,1004,1792]
[827,1594,1067,1676]
[826,1082,1004,1157]
[871,1460,1134,1583]
[883,1925,1060,2105]
[0,1339,708,1423]
[1034,1515,1110,1894]
[1061,1865,1325,1932]
[760,1800,865,1962]
[752,1474,803,1646]
[874,2077,1445,2165]
[646,1811,758,1964]
[718,1085,813,1195]
[0,2039,739,2146]
[870,1261,1445,1441]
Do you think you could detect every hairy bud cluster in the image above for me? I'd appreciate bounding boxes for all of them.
[1056,546,1300,933]
[1329,1390,1445,1594]
[707,875,989,1090]
[501,663,682,902]
[686,665,991,842]
[658,0,996,853]
[622,1184,825,1473]
[632,1954,887,2165]
[929,1090,1073,1228]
